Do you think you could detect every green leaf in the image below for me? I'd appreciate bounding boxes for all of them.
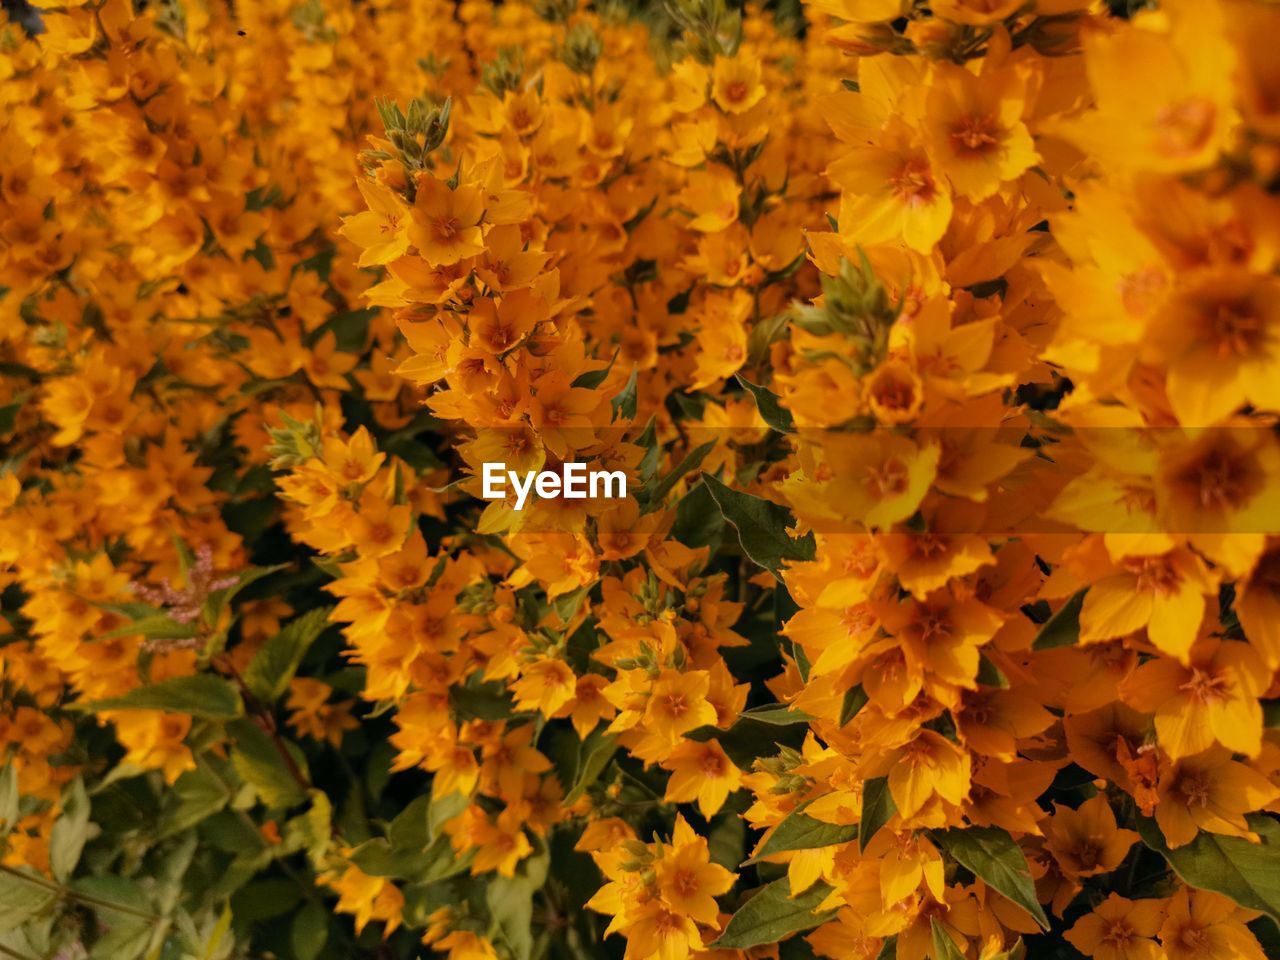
[291,901,328,960]
[283,791,332,866]
[228,720,308,810]
[486,849,549,960]
[839,686,869,726]
[95,614,197,643]
[747,312,789,366]
[74,877,154,960]
[89,675,244,720]
[449,682,515,720]
[931,918,966,960]
[571,347,619,389]
[564,730,619,804]
[243,607,333,703]
[933,826,1050,931]
[711,877,837,949]
[205,563,289,630]
[0,397,24,436]
[859,777,895,850]
[0,870,57,933]
[738,704,815,726]
[672,480,724,550]
[0,764,18,834]
[746,803,857,864]
[1137,815,1280,923]
[428,791,469,840]
[610,367,639,421]
[643,440,716,507]
[736,375,795,434]
[50,777,91,883]
[1032,590,1085,650]
[976,654,1009,688]
[703,474,815,578]
[159,765,231,838]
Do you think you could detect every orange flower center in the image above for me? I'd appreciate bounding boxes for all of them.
[889,157,938,205]
[725,80,749,103]
[1155,97,1216,158]
[1177,771,1211,807]
[866,457,910,498]
[1173,446,1255,511]
[1100,919,1136,947]
[1179,667,1230,704]
[949,114,1000,155]
[1124,555,1181,596]
[433,215,461,240]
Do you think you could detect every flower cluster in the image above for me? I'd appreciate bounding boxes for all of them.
[2,1,1280,960]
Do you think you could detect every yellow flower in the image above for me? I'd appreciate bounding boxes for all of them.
[642,669,717,748]
[512,658,578,717]
[1078,546,1214,663]
[1064,893,1164,960]
[829,122,953,254]
[661,739,742,817]
[653,816,736,928]
[711,56,764,114]
[1044,795,1139,886]
[1154,745,1279,847]
[1121,638,1268,760]
[923,62,1036,201]
[1158,889,1268,960]
[409,175,486,266]
[681,168,741,234]
[339,178,411,267]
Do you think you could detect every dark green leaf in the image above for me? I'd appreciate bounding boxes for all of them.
[244,607,333,703]
[711,877,837,949]
[643,440,716,507]
[611,368,639,421]
[160,766,232,838]
[570,347,619,389]
[839,686,869,726]
[976,654,1009,688]
[738,704,814,726]
[564,731,619,804]
[672,481,724,550]
[746,804,858,864]
[933,826,1049,931]
[1032,590,1085,650]
[89,675,243,720]
[450,683,515,721]
[736,375,795,434]
[1137,815,1280,923]
[703,475,815,578]
[859,777,895,850]
[292,901,328,960]
[931,918,966,960]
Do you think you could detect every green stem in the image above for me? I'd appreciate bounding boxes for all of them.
[0,941,40,960]
[0,864,160,923]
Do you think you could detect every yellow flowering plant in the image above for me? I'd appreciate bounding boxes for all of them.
[2,0,1280,959]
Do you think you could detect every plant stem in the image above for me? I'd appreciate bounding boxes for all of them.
[0,864,160,922]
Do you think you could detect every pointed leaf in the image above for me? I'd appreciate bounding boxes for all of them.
[933,826,1049,931]
[703,474,814,578]
[712,877,837,949]
[89,675,243,720]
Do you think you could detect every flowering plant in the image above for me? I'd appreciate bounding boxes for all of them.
[3,1,1280,959]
